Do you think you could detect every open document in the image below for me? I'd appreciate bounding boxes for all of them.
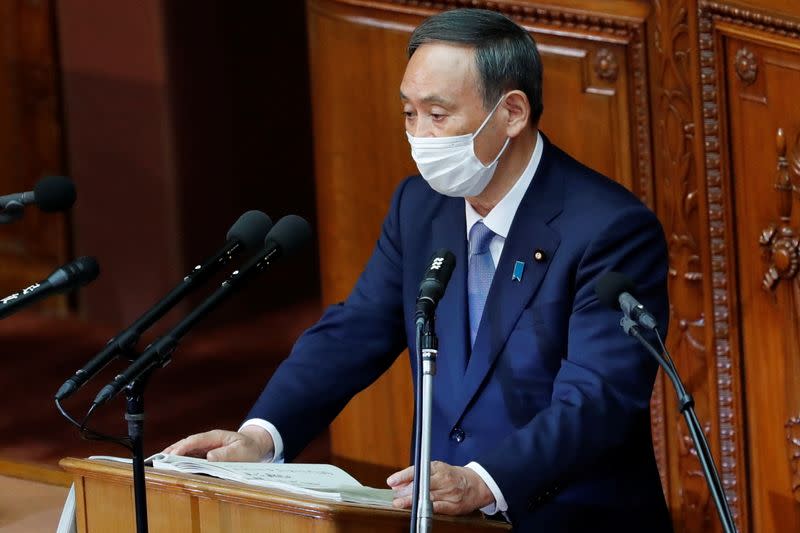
[87,453,395,508]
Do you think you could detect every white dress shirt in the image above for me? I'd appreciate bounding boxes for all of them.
[462,130,542,515]
[242,131,544,516]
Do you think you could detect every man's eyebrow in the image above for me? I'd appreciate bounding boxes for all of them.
[399,91,454,107]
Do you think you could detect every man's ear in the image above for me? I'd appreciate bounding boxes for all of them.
[502,90,531,138]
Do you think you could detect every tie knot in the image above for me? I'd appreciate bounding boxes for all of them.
[469,221,495,255]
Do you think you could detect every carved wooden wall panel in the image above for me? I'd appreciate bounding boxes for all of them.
[649,1,753,531]
[648,1,720,530]
[308,0,657,473]
[0,0,68,305]
[711,12,800,532]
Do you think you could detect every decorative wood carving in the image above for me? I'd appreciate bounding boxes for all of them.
[787,416,800,502]
[650,368,668,494]
[734,47,758,84]
[651,0,707,524]
[369,0,642,36]
[629,25,654,207]
[594,48,619,81]
[760,129,800,291]
[699,1,800,40]
[759,224,800,291]
[697,5,746,528]
[760,224,800,290]
[677,419,715,529]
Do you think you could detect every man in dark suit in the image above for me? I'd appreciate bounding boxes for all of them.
[166,9,672,532]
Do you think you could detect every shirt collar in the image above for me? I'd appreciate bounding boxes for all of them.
[465,130,543,240]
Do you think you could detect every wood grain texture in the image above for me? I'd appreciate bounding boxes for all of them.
[0,458,72,487]
[61,458,510,532]
[307,0,418,468]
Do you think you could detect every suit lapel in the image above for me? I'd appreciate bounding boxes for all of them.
[430,196,470,394]
[449,136,564,427]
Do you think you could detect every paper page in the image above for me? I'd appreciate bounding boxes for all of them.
[88,454,161,465]
[88,453,395,508]
[56,483,77,533]
[338,486,396,508]
[152,454,363,491]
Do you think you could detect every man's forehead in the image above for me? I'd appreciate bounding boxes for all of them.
[401,42,479,102]
[399,91,455,107]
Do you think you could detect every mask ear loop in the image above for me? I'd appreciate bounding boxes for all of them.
[472,94,508,139]
[473,94,510,167]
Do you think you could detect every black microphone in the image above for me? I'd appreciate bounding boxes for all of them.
[55,210,272,401]
[595,271,658,330]
[0,176,76,223]
[414,249,456,324]
[0,256,99,320]
[92,215,312,406]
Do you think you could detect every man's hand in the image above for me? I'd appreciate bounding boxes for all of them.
[386,461,495,515]
[162,427,274,462]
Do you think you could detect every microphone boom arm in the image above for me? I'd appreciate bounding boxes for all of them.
[621,317,737,533]
[93,246,279,406]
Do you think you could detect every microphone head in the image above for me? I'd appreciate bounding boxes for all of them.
[420,249,456,291]
[415,249,456,321]
[594,271,636,311]
[264,215,312,257]
[227,210,273,251]
[48,256,100,290]
[34,176,77,212]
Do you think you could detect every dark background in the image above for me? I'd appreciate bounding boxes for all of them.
[0,0,326,467]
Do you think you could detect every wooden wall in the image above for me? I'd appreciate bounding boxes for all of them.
[0,0,69,307]
[55,0,319,328]
[307,0,800,532]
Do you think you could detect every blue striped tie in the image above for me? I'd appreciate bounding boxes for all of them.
[468,221,496,347]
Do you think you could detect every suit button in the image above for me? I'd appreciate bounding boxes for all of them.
[450,427,466,443]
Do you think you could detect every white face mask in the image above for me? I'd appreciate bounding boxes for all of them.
[407,96,510,197]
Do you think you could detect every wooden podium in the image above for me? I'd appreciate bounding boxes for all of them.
[60,458,510,532]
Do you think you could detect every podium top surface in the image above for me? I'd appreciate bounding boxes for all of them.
[61,457,511,530]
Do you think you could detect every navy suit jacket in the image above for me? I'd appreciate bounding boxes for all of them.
[248,135,672,532]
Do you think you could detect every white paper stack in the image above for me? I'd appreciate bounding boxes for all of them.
[89,453,395,508]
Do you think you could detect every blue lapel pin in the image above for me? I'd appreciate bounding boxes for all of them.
[512,260,525,282]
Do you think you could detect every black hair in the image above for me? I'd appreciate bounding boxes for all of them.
[408,8,543,124]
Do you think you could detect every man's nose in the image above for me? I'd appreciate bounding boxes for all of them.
[409,120,435,138]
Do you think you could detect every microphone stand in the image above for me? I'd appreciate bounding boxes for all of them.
[125,368,157,533]
[620,317,736,533]
[411,317,438,533]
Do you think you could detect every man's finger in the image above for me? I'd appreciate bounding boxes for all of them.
[207,442,238,462]
[387,465,415,487]
[165,431,226,456]
[391,482,413,498]
[392,495,412,509]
